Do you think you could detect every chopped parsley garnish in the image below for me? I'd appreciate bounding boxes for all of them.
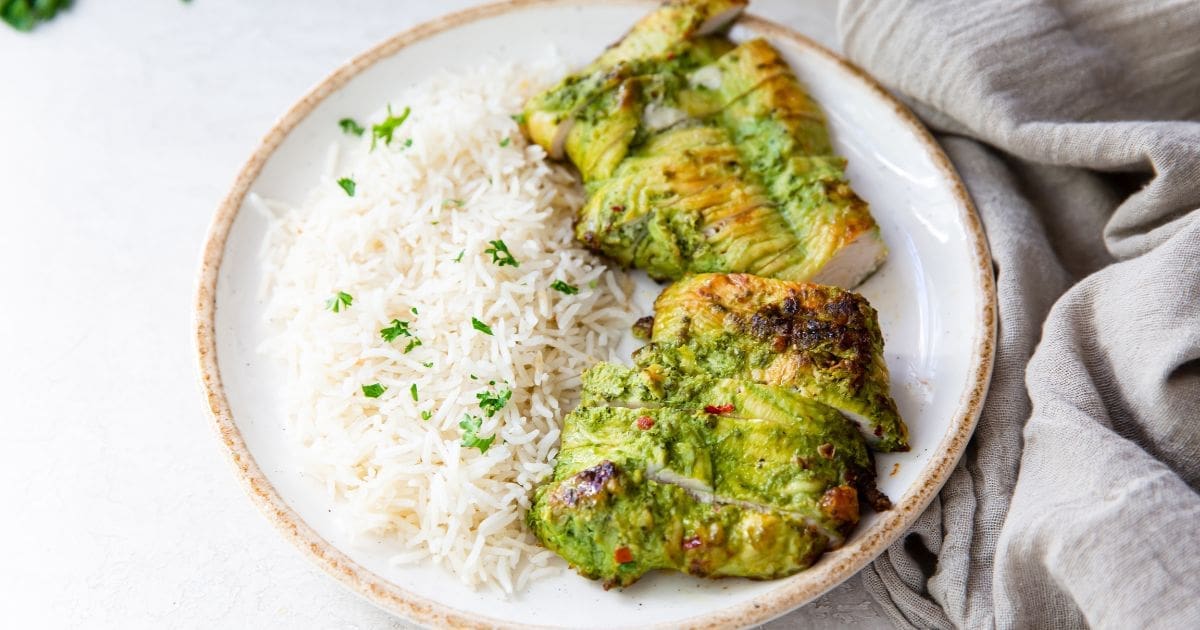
[338,118,365,137]
[476,386,512,417]
[442,199,464,207]
[403,138,413,148]
[326,291,353,312]
[362,383,386,398]
[485,240,519,267]
[510,113,526,125]
[381,318,422,352]
[470,374,478,380]
[371,104,411,149]
[337,177,356,196]
[380,319,412,342]
[459,414,496,453]
[471,317,493,336]
[453,250,465,263]
[420,410,433,421]
[421,361,434,368]
[410,307,419,315]
[410,383,419,402]
[499,137,511,147]
[550,280,579,295]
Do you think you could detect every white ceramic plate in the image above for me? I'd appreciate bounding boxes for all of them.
[195,2,996,627]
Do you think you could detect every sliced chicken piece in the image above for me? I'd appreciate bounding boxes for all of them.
[528,401,870,588]
[640,273,909,452]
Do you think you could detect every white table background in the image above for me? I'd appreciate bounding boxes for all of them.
[0,1,892,627]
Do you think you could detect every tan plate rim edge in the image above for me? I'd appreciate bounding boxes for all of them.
[192,1,998,628]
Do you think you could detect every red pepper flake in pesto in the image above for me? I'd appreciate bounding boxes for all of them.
[682,536,703,550]
[614,546,634,564]
[636,416,654,430]
[610,205,625,213]
[704,403,734,415]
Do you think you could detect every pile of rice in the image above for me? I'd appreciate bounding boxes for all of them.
[257,60,635,593]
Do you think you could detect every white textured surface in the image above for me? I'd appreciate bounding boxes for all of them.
[0,1,890,628]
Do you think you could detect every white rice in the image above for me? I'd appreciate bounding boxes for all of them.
[257,59,635,593]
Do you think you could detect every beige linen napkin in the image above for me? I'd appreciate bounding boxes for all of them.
[835,0,1200,628]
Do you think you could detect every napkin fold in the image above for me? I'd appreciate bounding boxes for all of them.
[835,1,1200,627]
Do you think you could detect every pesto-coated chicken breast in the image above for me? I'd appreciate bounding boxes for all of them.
[528,405,871,588]
[590,0,747,70]
[712,39,884,287]
[522,0,741,163]
[528,461,829,588]
[524,0,906,592]
[522,0,887,289]
[639,273,909,452]
[579,362,892,511]
[576,125,809,280]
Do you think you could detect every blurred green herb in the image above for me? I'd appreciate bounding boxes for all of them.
[338,118,364,137]
[459,414,496,453]
[471,317,493,336]
[371,104,411,149]
[380,319,411,342]
[484,239,519,267]
[476,386,511,417]
[326,291,353,312]
[550,280,579,295]
[2,0,73,32]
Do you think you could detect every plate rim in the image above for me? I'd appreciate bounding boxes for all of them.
[192,1,997,627]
